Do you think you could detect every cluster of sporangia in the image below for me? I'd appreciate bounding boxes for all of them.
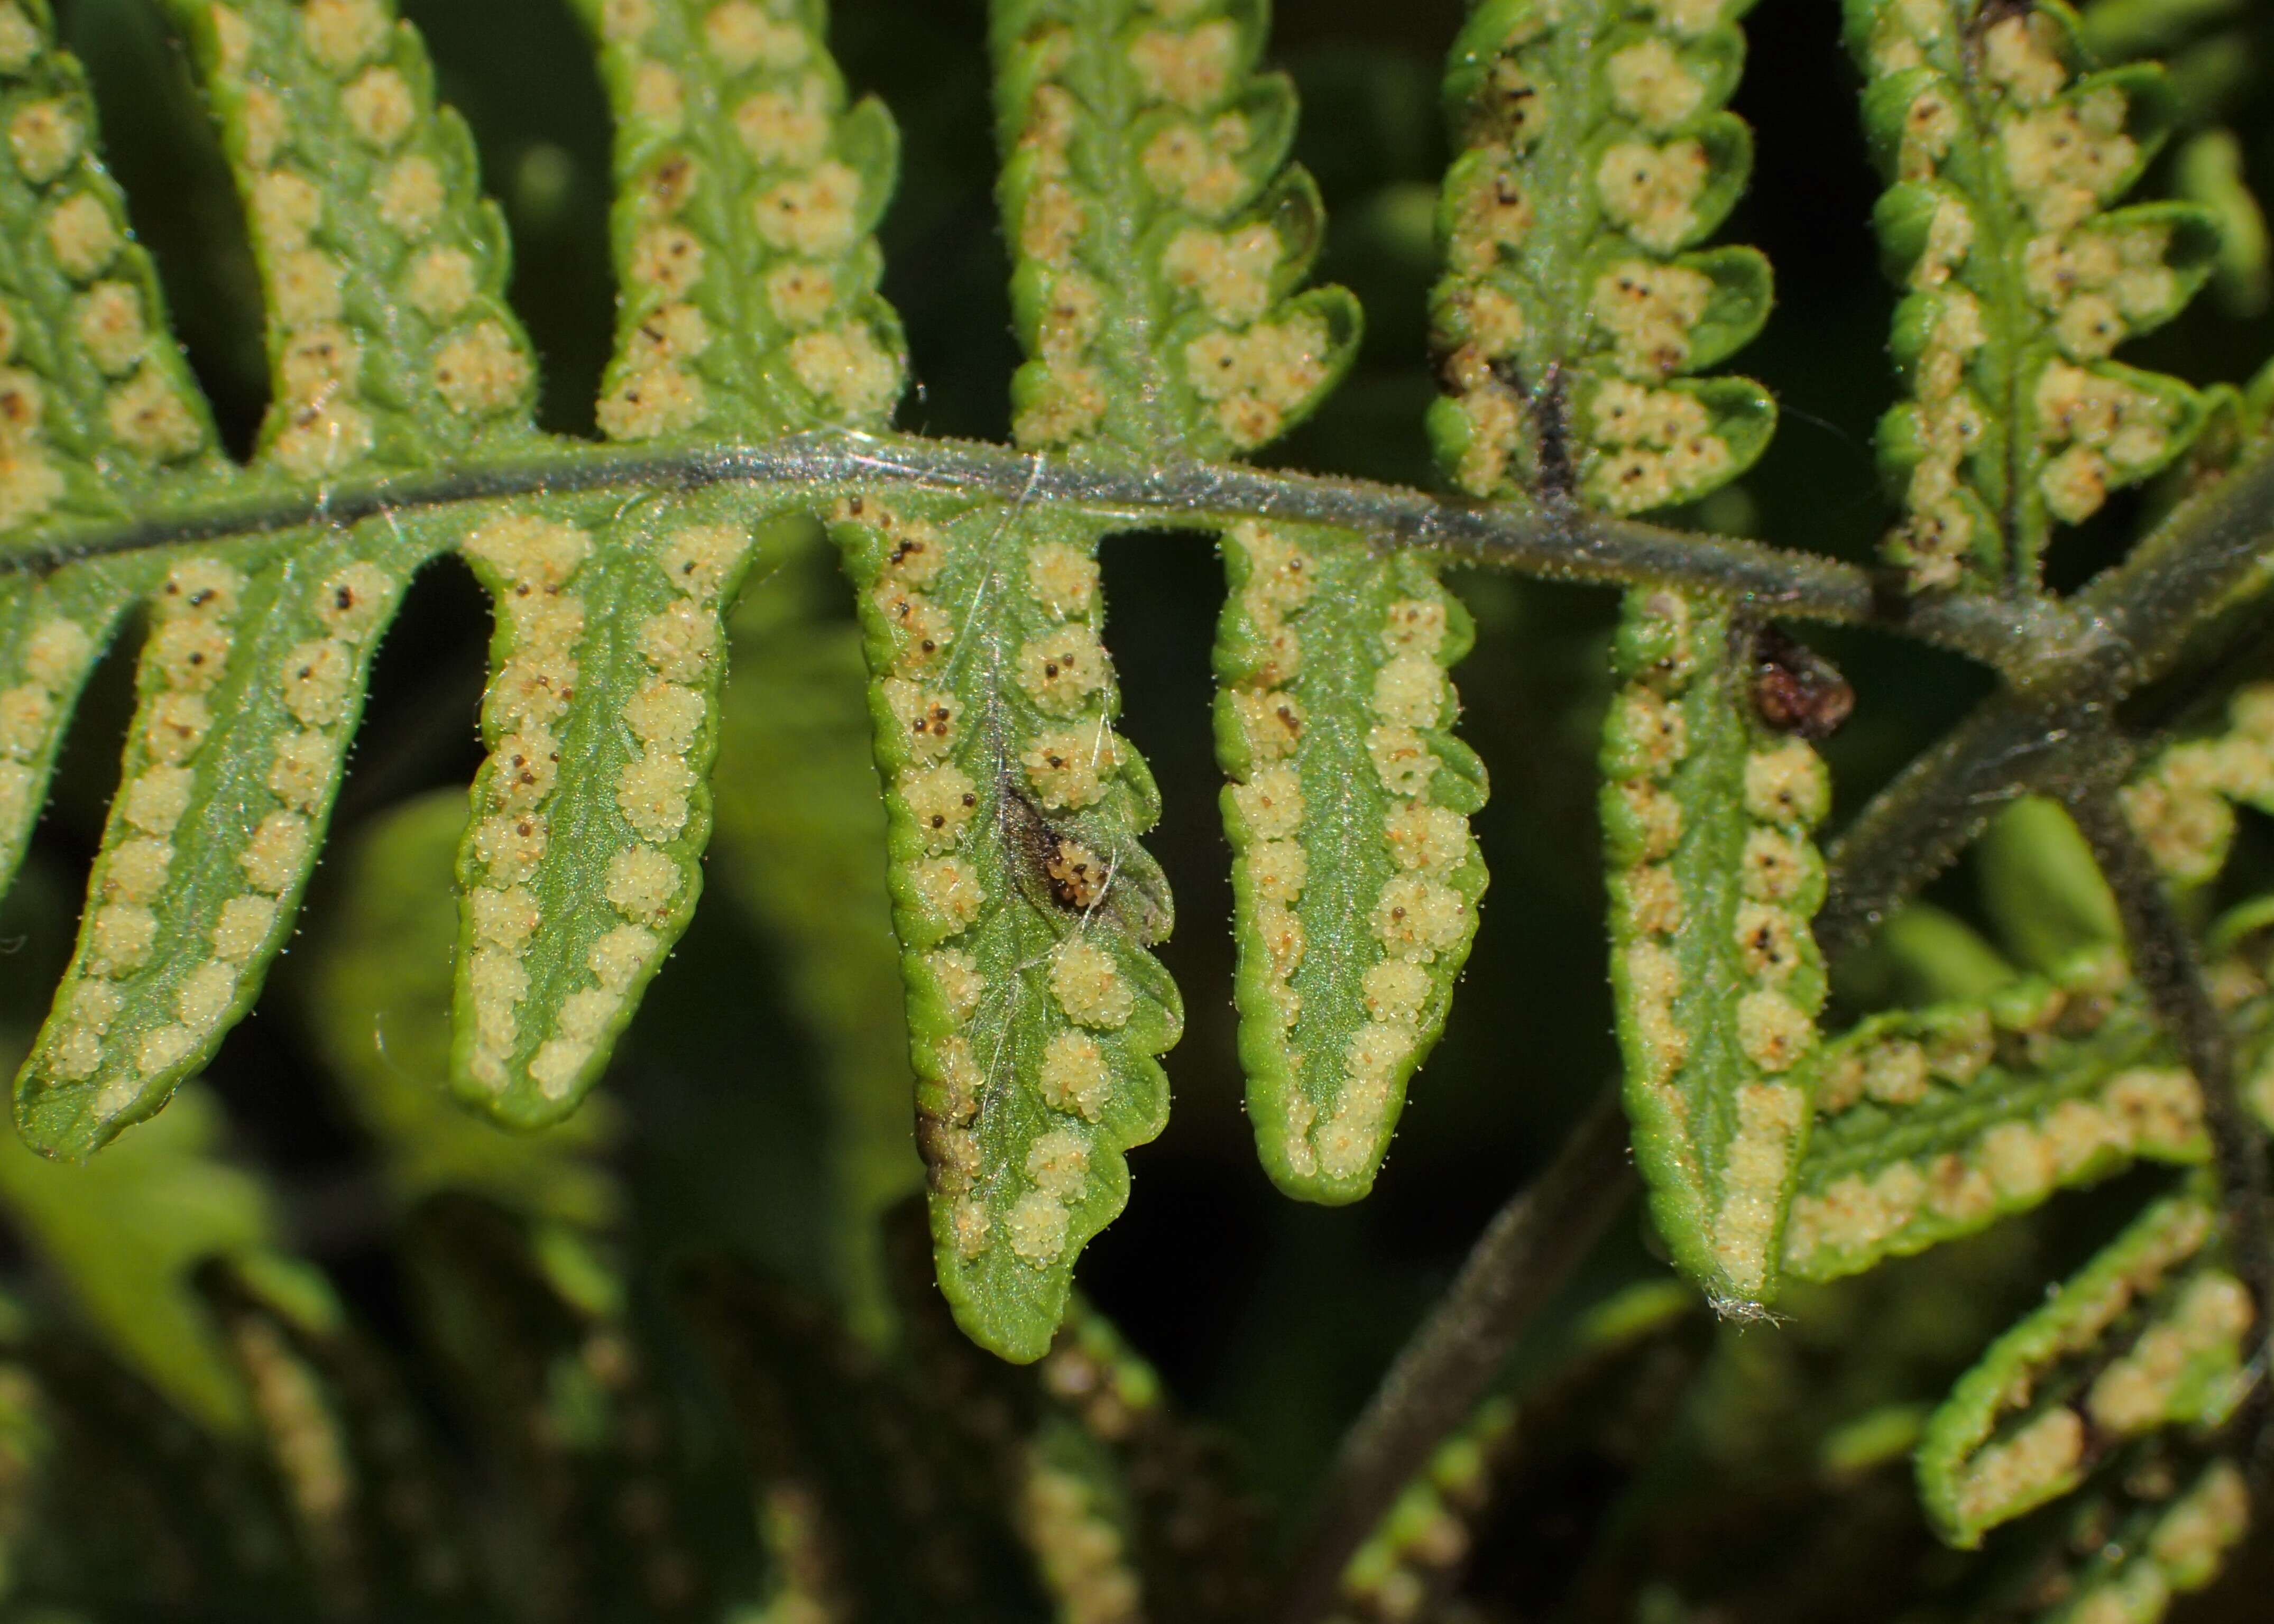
[837,493,1154,1278]
[0,3,2269,1609]
[0,615,90,867]
[1603,593,1829,1304]
[1932,1190,2251,1547]
[0,19,207,520]
[1789,948,2212,1282]
[1430,0,1770,513]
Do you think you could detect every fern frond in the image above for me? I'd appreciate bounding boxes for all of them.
[165,0,540,464]
[1429,0,1777,510]
[987,1,1457,1203]
[443,0,904,1121]
[0,559,144,897]
[1790,980,2209,1280]
[575,0,907,439]
[10,0,551,1149]
[1786,951,2214,1282]
[989,0,1359,457]
[1221,520,1488,1201]
[19,523,431,1152]
[835,493,1176,1361]
[0,2,226,517]
[1847,0,2222,591]
[447,494,780,1120]
[1788,759,2273,1286]
[1033,1300,1263,1622]
[0,0,226,901]
[1917,1183,2250,1547]
[2016,1452,2252,1624]
[1429,0,1819,1305]
[1608,595,1834,1307]
[1018,1407,1149,1619]
[2084,0,2269,322]
[964,0,1499,1198]
[2120,677,2274,885]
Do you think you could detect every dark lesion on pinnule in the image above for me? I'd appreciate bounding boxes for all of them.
[1427,344,1577,502]
[1524,359,1576,501]
[996,780,1171,944]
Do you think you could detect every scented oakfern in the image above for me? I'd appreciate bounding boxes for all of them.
[0,0,2272,1615]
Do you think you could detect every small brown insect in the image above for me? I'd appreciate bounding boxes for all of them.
[1750,624,1854,741]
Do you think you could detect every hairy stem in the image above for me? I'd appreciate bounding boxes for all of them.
[2087,436,2274,693]
[2062,771,2274,1480]
[1273,1094,1635,1624]
[1817,691,2107,963]
[0,430,2065,669]
[1818,438,2274,962]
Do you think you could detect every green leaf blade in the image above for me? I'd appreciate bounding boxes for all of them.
[0,559,141,899]
[1217,521,1488,1203]
[1429,0,1777,510]
[839,495,1180,1362]
[1788,955,2213,1285]
[1848,0,2221,589]
[16,525,430,1156]
[1918,1185,2248,1548]
[0,3,225,548]
[448,494,777,1122]
[161,0,541,470]
[576,0,909,440]
[1604,591,1830,1308]
[990,0,1359,458]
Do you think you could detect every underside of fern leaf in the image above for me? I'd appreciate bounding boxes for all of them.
[1848,0,2222,590]
[837,495,1178,1360]
[1422,0,1824,1308]
[1789,951,2209,1283]
[7,0,542,1150]
[1918,1183,2250,1547]
[1221,520,1489,1201]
